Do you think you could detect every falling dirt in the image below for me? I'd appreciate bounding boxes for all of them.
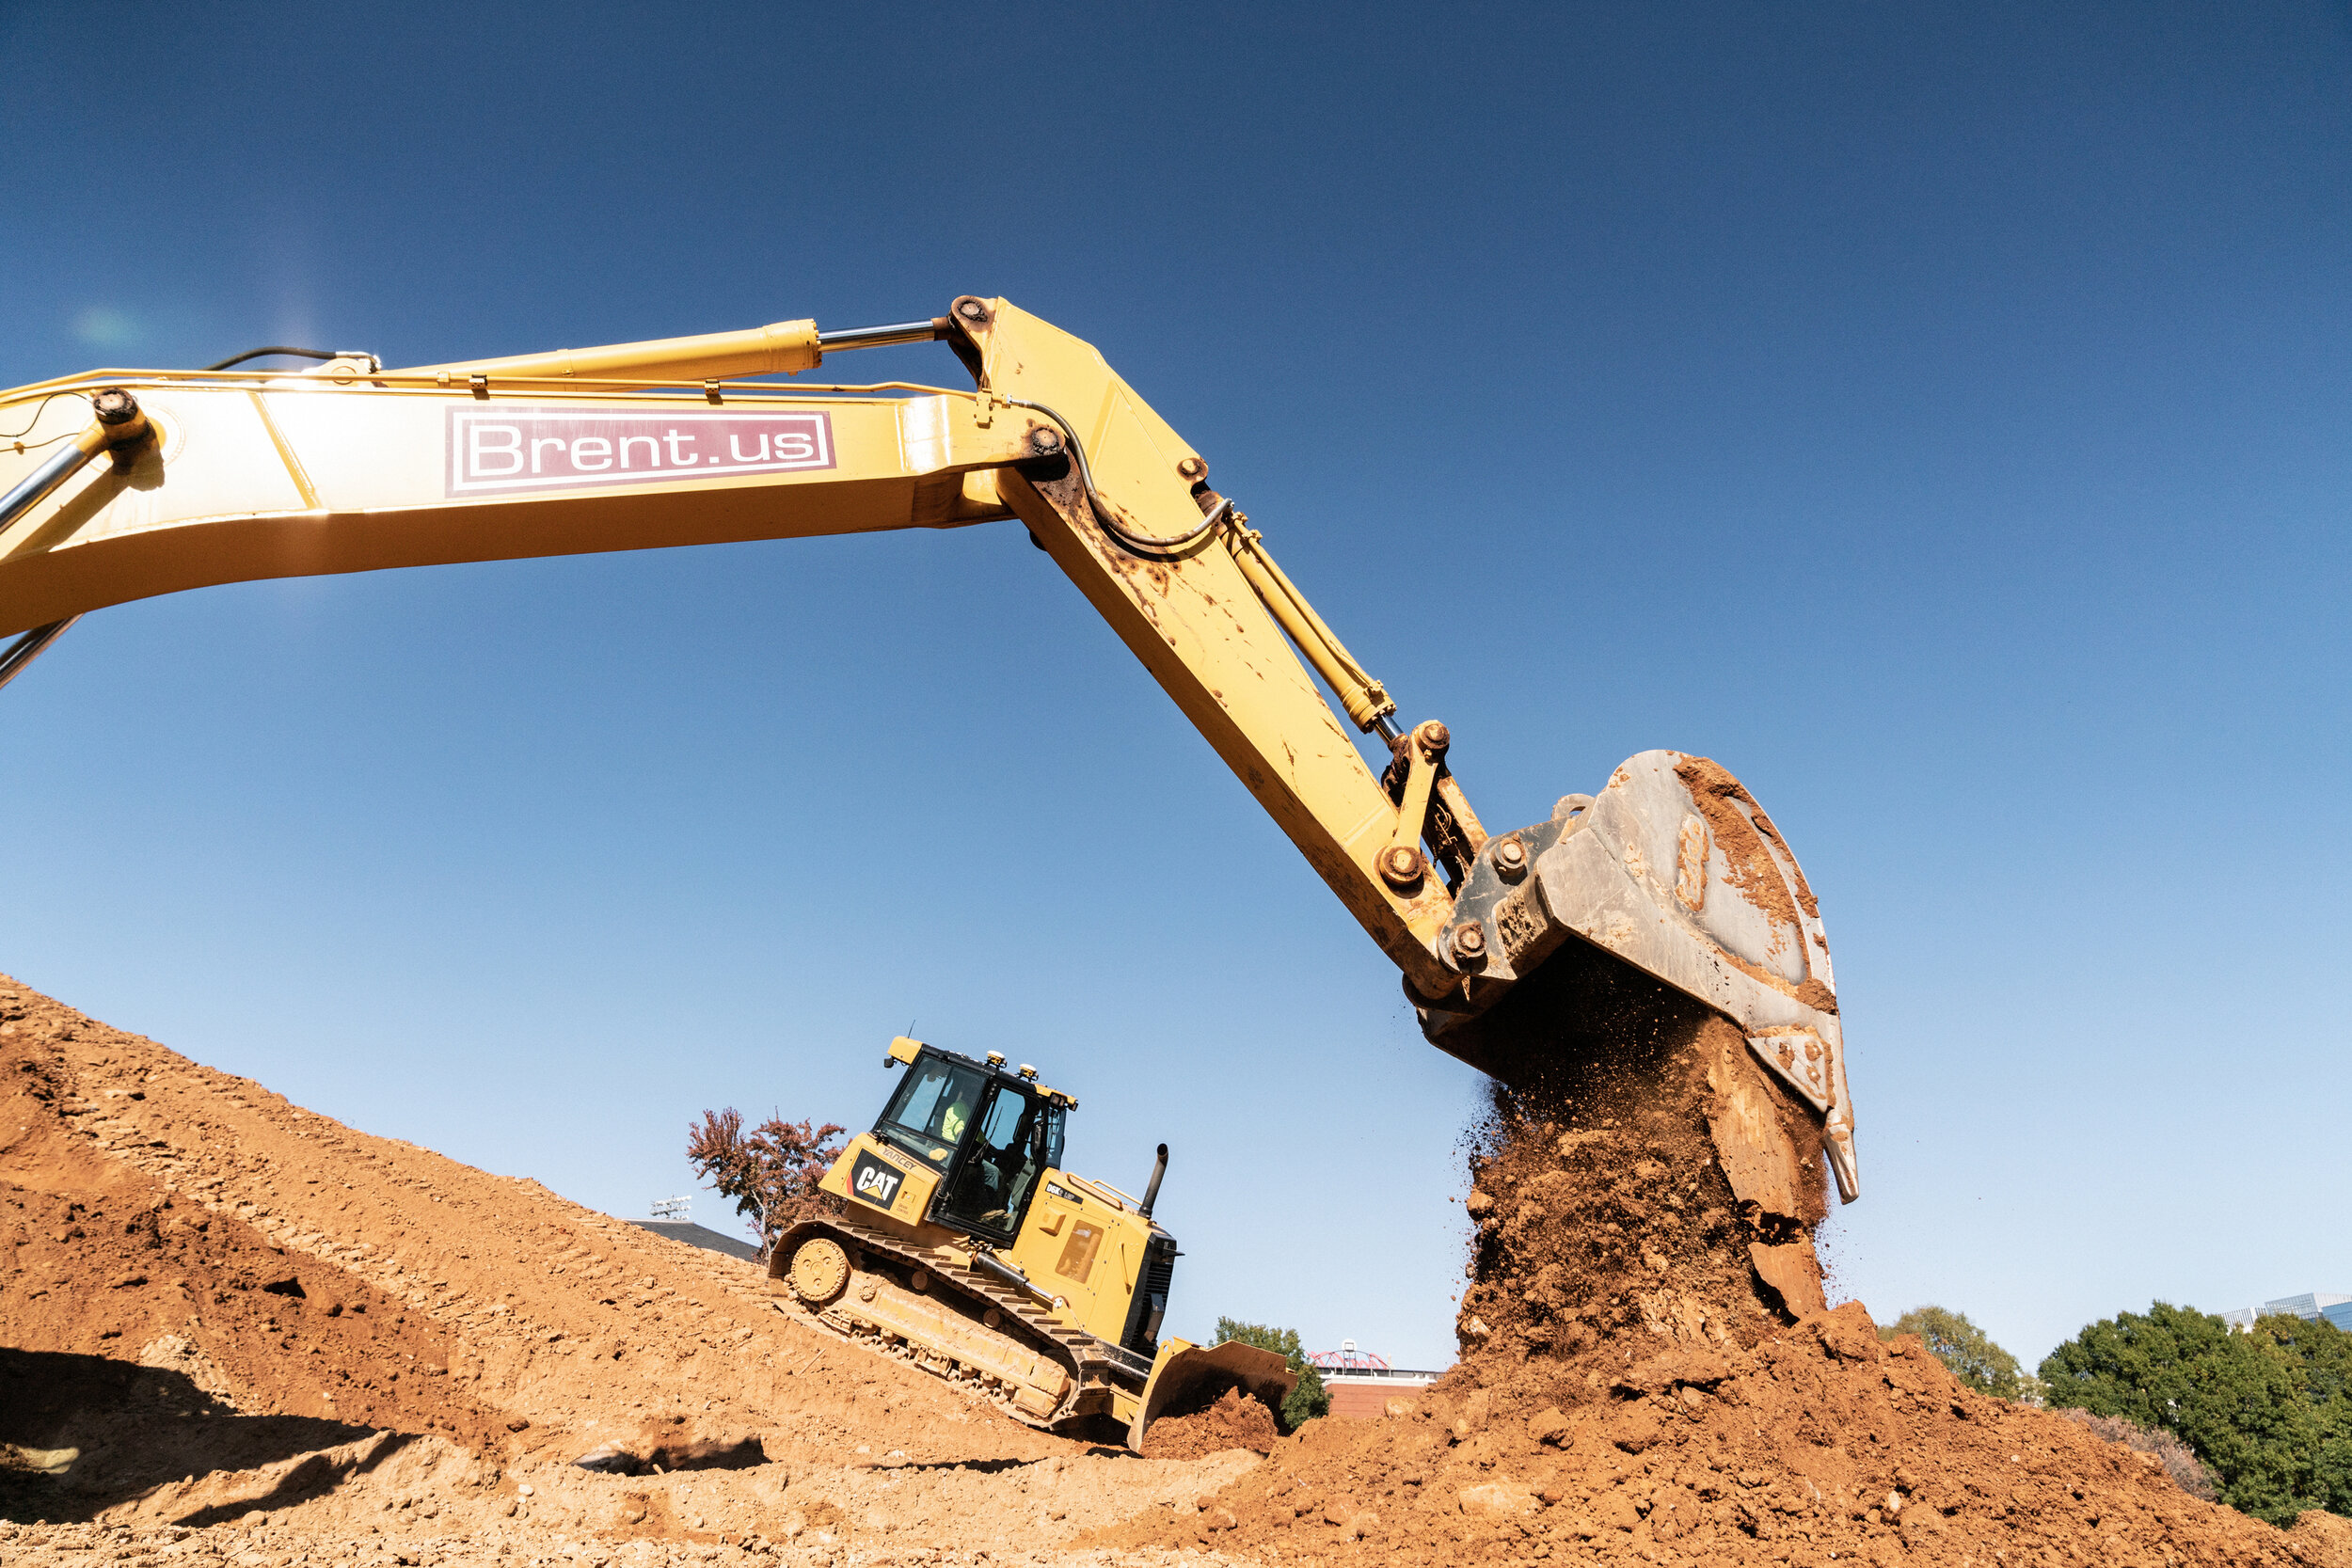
[1451,1012,1829,1365]
[6,970,2348,1567]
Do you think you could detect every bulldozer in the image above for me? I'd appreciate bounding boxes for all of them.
[768,1034,1294,1446]
[0,295,1859,1414]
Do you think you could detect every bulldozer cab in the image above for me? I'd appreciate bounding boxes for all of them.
[874,1046,1067,1244]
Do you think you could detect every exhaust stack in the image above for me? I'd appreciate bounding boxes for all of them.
[1139,1143,1168,1218]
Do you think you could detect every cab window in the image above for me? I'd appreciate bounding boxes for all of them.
[879,1056,986,1158]
[977,1087,1025,1147]
[939,1083,1061,1241]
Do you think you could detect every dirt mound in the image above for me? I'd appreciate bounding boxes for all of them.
[2054,1404,2219,1500]
[1140,1387,1281,1461]
[1096,1006,2352,1566]
[0,973,1263,1563]
[1102,1302,2352,1564]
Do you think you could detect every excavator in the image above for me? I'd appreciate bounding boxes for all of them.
[0,296,1858,1435]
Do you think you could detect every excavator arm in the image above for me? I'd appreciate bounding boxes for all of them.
[0,295,1858,1200]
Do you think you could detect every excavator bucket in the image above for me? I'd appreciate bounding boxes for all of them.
[1418,751,1858,1202]
[1127,1338,1298,1451]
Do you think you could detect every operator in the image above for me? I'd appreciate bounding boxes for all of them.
[940,1098,970,1143]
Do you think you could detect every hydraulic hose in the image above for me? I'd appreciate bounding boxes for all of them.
[1001,398,1397,735]
[1003,398,1232,557]
[202,347,341,372]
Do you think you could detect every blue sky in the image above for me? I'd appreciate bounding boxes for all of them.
[3,3,2346,1371]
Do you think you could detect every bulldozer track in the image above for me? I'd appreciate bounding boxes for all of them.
[768,1211,1145,1433]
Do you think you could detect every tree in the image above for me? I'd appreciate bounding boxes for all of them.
[2040,1302,2352,1526]
[1880,1306,2033,1401]
[1215,1317,1330,1432]
[685,1107,846,1261]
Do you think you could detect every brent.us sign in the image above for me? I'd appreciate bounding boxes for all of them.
[445,406,834,497]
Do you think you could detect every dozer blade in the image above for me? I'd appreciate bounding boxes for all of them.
[1127,1338,1298,1451]
[1415,750,1858,1202]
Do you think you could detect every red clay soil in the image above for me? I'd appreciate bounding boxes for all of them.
[1096,1007,2352,1566]
[1141,1388,1282,1462]
[1103,1303,2352,1565]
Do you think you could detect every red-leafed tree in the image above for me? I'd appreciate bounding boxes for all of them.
[686,1107,847,1261]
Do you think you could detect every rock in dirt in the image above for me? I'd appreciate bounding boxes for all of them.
[1747,1236,1828,1316]
[1612,1347,1730,1398]
[1456,1479,1537,1518]
[569,1443,637,1474]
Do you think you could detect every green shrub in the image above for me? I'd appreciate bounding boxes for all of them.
[2041,1303,2352,1525]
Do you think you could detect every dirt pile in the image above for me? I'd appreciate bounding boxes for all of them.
[2052,1406,2219,1501]
[1141,1389,1281,1462]
[1102,1302,2352,1564]
[1098,1005,2352,1565]
[0,974,1266,1564]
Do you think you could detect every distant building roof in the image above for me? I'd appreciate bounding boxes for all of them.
[1319,1366,1448,1382]
[2218,1292,2351,1332]
[630,1218,760,1263]
[2264,1292,2352,1319]
[1309,1343,1447,1382]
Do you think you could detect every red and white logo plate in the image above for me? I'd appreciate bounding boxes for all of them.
[445,406,834,497]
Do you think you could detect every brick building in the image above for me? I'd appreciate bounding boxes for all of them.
[1311,1341,1449,1418]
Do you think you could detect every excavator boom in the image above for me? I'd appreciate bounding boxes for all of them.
[0,297,1856,1200]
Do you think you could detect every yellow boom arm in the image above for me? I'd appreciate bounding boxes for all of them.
[0,298,1469,996]
[0,296,1862,1202]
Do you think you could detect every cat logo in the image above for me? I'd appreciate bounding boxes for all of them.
[849,1149,906,1212]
